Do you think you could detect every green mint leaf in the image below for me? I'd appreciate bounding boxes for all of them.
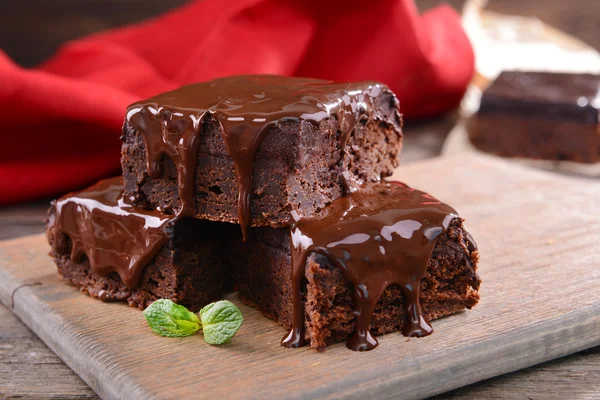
[143,299,201,337]
[199,300,243,345]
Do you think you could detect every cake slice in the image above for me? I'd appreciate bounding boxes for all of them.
[121,75,403,237]
[231,185,480,350]
[46,177,235,311]
[468,71,600,163]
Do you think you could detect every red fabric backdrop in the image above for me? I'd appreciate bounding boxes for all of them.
[0,0,473,204]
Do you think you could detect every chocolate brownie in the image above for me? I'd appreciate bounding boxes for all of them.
[231,195,480,350]
[468,71,600,163]
[46,177,234,311]
[121,75,403,236]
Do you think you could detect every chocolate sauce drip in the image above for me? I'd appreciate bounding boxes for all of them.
[128,108,200,218]
[127,75,394,239]
[46,177,174,288]
[281,182,457,351]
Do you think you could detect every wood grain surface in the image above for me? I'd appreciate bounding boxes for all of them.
[1,154,599,400]
[0,306,98,399]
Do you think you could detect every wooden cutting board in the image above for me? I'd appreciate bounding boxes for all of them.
[1,154,599,400]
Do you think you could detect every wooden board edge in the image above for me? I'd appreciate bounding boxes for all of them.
[316,305,600,400]
[0,265,152,400]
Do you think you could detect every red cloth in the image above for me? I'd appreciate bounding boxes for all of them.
[0,0,473,205]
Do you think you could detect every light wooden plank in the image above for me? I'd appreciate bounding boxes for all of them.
[0,154,599,400]
[433,346,600,399]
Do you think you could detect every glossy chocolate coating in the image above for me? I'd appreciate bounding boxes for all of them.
[479,71,600,124]
[126,75,394,240]
[281,181,458,351]
[46,177,173,288]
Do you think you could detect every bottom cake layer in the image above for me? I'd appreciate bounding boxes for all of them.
[48,214,480,349]
[48,218,234,311]
[231,219,480,349]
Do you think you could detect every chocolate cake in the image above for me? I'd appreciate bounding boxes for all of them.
[468,71,600,163]
[47,75,481,351]
[46,177,234,311]
[231,185,480,350]
[121,75,403,237]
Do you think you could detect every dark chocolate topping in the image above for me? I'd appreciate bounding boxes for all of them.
[47,177,173,288]
[127,108,200,218]
[479,71,600,124]
[127,75,396,240]
[281,181,458,351]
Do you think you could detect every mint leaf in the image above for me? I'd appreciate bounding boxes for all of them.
[199,300,243,345]
[143,299,201,337]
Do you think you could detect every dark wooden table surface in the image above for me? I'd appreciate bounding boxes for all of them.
[1,1,599,399]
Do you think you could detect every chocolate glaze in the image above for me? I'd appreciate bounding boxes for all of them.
[127,108,200,218]
[47,177,174,288]
[281,181,458,351]
[479,71,600,124]
[126,75,396,240]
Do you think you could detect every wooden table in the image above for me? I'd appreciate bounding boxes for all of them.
[1,1,599,398]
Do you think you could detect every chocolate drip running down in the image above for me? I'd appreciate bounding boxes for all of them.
[281,182,458,351]
[126,75,395,240]
[127,108,201,218]
[46,177,174,288]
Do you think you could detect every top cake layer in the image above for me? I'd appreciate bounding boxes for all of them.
[127,75,390,120]
[479,71,600,124]
[121,75,403,234]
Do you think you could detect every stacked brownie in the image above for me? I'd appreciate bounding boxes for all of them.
[47,75,480,350]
